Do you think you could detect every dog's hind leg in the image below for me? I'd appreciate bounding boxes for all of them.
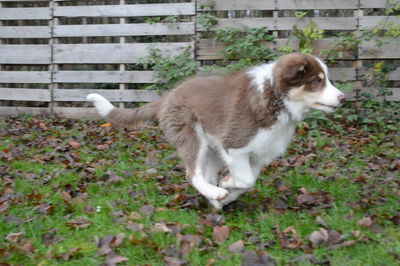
[190,126,228,201]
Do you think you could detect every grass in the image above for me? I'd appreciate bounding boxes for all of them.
[0,109,399,266]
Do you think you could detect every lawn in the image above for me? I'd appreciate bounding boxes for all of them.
[0,108,399,266]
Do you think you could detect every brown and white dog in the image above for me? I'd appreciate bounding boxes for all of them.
[87,53,345,209]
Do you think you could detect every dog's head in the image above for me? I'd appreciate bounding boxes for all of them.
[273,53,345,113]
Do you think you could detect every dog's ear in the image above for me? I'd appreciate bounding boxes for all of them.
[280,54,310,81]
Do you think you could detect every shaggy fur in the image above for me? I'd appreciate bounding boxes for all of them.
[87,53,345,209]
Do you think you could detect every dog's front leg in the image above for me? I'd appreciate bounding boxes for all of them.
[220,155,257,190]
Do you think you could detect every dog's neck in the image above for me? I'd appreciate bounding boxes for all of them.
[283,99,310,122]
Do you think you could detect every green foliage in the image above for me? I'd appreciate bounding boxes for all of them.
[386,0,400,15]
[143,15,178,24]
[198,0,216,10]
[139,45,198,92]
[291,21,324,54]
[197,13,218,31]
[214,27,276,70]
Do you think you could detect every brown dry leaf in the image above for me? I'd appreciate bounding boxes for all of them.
[180,234,202,256]
[57,247,81,261]
[19,238,35,253]
[103,252,128,266]
[213,225,230,242]
[60,191,72,203]
[5,232,24,243]
[296,189,332,208]
[357,216,373,227]
[39,122,47,130]
[125,221,144,232]
[164,256,187,266]
[330,240,356,250]
[308,228,342,248]
[0,201,10,214]
[66,217,91,229]
[242,250,276,266]
[275,226,302,250]
[152,222,172,233]
[96,144,110,151]
[129,211,142,220]
[228,239,245,253]
[139,204,155,217]
[68,140,80,149]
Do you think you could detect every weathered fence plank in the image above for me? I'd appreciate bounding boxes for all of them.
[196,39,355,60]
[360,0,390,8]
[0,71,51,83]
[0,45,51,64]
[0,88,51,101]
[54,23,195,37]
[197,17,357,31]
[197,0,274,11]
[54,3,195,17]
[53,42,193,64]
[53,89,160,102]
[359,39,400,59]
[0,7,50,20]
[277,0,358,9]
[360,16,400,29]
[0,26,51,38]
[54,71,155,83]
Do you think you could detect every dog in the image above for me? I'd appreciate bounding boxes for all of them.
[87,53,345,210]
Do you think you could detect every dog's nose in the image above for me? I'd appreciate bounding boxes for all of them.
[338,94,346,103]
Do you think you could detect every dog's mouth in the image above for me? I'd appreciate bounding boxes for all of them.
[314,102,340,111]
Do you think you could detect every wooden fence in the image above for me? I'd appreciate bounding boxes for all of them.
[0,0,399,118]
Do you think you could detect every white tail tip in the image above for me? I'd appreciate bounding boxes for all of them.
[87,93,114,117]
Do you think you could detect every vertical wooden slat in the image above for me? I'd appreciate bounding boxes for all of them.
[49,0,59,112]
[354,4,364,103]
[119,0,126,108]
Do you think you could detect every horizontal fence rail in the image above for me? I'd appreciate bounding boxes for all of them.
[0,0,399,118]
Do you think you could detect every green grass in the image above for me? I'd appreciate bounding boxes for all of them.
[0,112,399,265]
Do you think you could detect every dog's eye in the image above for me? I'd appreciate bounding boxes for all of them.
[313,78,322,85]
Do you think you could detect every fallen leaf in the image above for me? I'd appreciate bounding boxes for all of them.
[228,240,245,253]
[129,212,142,220]
[357,216,373,227]
[60,191,72,203]
[180,234,202,256]
[275,226,302,250]
[164,256,187,266]
[152,222,172,233]
[103,252,128,266]
[292,254,329,264]
[5,232,24,243]
[66,217,91,229]
[100,123,112,127]
[242,250,276,266]
[68,140,80,149]
[56,247,81,261]
[213,225,230,242]
[96,144,110,150]
[139,204,154,217]
[39,122,47,130]
[125,221,144,232]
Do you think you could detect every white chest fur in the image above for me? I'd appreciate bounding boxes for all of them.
[228,111,296,166]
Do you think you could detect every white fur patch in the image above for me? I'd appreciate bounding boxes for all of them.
[87,93,115,117]
[247,62,276,93]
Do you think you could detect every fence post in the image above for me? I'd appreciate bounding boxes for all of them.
[49,0,59,114]
[354,1,364,106]
[119,0,126,109]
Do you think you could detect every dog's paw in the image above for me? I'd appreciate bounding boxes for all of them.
[219,175,235,189]
[209,199,223,210]
[207,187,229,201]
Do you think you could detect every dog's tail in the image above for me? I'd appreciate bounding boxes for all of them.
[87,93,162,127]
